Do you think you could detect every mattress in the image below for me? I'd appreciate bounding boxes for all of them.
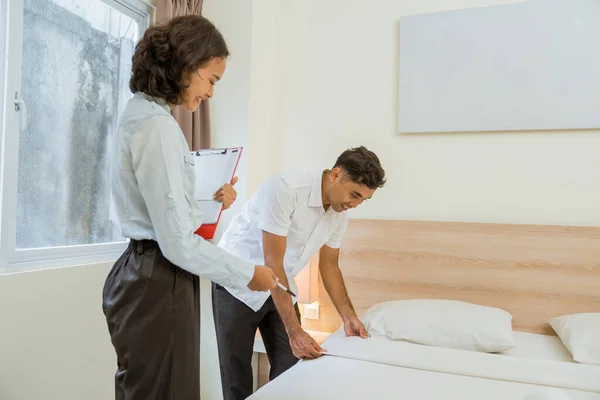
[248,331,600,400]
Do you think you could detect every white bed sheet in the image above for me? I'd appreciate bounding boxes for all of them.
[326,328,575,363]
[248,332,600,400]
[501,331,575,363]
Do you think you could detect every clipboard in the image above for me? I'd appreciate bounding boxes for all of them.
[192,147,243,240]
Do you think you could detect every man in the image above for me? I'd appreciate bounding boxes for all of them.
[213,146,386,400]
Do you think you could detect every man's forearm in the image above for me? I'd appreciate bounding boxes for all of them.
[320,262,356,321]
[267,261,302,334]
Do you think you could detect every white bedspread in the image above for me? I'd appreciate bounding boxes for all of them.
[248,336,600,400]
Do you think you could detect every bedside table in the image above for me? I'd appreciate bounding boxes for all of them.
[252,329,332,391]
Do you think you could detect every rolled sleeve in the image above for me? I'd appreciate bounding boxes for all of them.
[325,213,349,249]
[130,116,254,289]
[257,176,296,236]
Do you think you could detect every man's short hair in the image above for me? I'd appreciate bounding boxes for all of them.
[333,146,386,190]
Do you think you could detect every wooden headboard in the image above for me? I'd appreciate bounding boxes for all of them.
[302,219,600,335]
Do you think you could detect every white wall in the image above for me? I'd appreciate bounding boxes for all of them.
[249,0,600,227]
[245,0,288,195]
[0,263,115,400]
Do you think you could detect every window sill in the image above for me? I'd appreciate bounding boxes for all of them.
[0,246,126,275]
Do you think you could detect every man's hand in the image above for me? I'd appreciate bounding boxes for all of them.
[288,327,327,360]
[319,245,366,338]
[214,176,238,210]
[262,231,321,359]
[344,316,369,339]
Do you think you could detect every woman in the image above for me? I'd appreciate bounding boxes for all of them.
[102,15,278,400]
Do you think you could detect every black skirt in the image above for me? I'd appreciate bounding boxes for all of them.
[102,239,200,400]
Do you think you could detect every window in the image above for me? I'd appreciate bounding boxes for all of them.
[0,0,151,272]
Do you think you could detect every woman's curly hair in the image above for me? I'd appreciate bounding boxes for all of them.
[129,15,230,105]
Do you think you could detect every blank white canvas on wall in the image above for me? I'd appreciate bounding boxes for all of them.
[398,0,600,133]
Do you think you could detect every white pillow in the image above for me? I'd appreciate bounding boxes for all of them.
[549,313,600,366]
[361,299,516,352]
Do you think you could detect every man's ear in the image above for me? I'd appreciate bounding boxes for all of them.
[330,167,343,182]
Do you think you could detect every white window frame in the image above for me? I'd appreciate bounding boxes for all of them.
[0,0,7,217]
[0,0,153,273]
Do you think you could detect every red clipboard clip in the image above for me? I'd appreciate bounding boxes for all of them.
[193,147,243,240]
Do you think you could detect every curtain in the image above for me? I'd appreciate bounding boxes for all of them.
[155,0,211,151]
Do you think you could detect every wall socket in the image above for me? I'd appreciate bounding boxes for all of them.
[303,301,320,320]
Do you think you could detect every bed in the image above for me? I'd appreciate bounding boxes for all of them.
[248,220,600,400]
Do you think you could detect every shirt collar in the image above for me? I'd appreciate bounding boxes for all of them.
[308,171,324,208]
[140,92,171,113]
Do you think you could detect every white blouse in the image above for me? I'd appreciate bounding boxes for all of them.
[110,93,254,290]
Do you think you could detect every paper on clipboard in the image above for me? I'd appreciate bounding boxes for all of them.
[192,147,242,225]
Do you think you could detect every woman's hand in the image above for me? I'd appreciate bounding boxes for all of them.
[214,176,238,210]
[247,265,279,292]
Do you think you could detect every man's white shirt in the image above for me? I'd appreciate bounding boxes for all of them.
[218,170,349,311]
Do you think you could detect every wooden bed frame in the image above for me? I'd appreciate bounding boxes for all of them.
[301,219,600,335]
